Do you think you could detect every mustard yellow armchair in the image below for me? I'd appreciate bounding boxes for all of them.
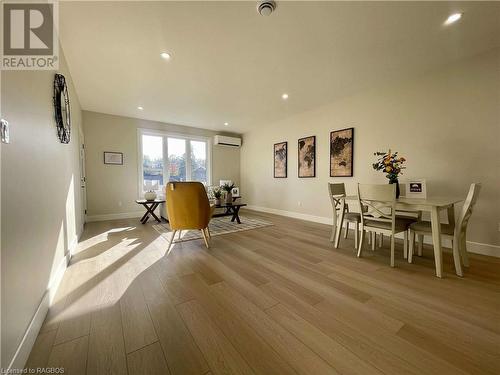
[165,182,213,251]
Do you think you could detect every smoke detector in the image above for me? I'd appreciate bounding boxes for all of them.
[257,1,276,16]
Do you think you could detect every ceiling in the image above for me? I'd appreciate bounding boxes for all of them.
[59,1,500,134]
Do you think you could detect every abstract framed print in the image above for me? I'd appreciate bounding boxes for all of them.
[274,141,287,178]
[298,136,316,178]
[330,127,354,177]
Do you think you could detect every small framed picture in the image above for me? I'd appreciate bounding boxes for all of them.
[104,151,123,165]
[219,180,232,186]
[406,179,427,198]
[231,187,240,197]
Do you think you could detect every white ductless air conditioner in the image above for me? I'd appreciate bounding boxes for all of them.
[213,135,241,147]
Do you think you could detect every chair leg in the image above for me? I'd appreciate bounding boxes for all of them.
[178,230,182,239]
[344,222,349,239]
[378,234,383,248]
[357,229,364,258]
[201,228,210,249]
[330,219,336,242]
[167,230,177,254]
[452,235,463,277]
[403,230,408,259]
[371,232,376,251]
[354,222,359,249]
[417,234,424,256]
[408,230,415,263]
[368,231,371,245]
[390,235,395,267]
[459,233,469,267]
[207,226,212,239]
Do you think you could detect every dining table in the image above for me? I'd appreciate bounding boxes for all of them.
[337,196,463,278]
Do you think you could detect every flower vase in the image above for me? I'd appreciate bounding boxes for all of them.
[225,192,233,204]
[389,179,400,199]
[215,198,221,206]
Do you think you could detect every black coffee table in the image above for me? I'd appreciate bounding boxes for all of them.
[213,202,247,224]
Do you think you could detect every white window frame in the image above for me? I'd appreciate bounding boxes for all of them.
[137,128,212,197]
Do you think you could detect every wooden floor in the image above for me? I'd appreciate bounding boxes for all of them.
[26,210,500,375]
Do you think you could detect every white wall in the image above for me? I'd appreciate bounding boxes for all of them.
[82,111,240,220]
[241,49,500,253]
[0,50,83,369]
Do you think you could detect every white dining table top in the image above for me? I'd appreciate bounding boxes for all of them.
[344,195,463,208]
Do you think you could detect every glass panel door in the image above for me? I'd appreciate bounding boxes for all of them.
[167,138,186,182]
[142,135,164,191]
[190,140,207,184]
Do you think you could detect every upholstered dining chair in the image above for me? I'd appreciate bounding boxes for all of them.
[357,184,415,267]
[165,181,214,252]
[328,183,362,249]
[408,183,481,277]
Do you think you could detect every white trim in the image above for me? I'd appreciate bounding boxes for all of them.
[245,205,331,225]
[7,235,79,371]
[465,241,500,257]
[86,210,147,222]
[244,205,500,258]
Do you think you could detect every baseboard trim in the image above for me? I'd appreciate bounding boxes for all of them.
[86,210,145,222]
[7,235,78,371]
[245,205,332,225]
[466,241,500,257]
[245,205,500,258]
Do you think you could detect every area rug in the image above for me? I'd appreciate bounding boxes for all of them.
[153,215,273,241]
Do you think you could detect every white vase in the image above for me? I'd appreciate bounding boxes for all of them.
[144,191,157,201]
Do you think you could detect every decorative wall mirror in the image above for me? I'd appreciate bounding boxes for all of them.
[53,73,71,143]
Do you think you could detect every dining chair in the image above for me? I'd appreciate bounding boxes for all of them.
[357,184,415,267]
[165,181,214,252]
[408,183,481,277]
[376,183,422,258]
[328,183,362,249]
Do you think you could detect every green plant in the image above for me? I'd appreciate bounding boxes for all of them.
[213,188,222,199]
[222,183,235,193]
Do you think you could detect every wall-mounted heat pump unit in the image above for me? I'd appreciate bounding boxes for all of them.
[213,135,241,147]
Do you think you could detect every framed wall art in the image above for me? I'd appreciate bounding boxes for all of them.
[104,151,123,165]
[330,127,354,177]
[298,136,316,178]
[274,141,287,178]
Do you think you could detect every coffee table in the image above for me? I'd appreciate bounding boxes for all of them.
[212,202,247,224]
[135,199,165,224]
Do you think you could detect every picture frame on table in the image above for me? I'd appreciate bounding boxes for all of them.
[405,179,427,198]
[231,187,240,197]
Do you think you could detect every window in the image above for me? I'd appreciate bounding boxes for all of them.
[139,129,210,194]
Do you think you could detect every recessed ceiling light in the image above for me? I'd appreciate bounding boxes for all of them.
[224,122,229,126]
[444,13,463,25]
[137,106,144,110]
[160,52,171,60]
[282,93,289,100]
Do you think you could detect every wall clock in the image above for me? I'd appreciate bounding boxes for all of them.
[53,73,71,143]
